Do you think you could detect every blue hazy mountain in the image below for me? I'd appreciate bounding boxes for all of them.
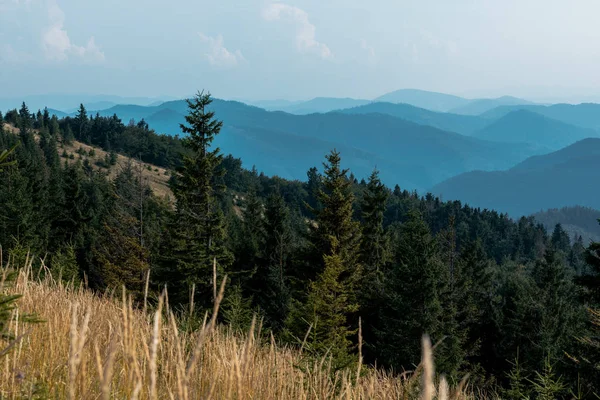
[481,103,600,131]
[0,94,176,114]
[473,109,598,150]
[449,96,536,115]
[263,97,372,114]
[99,99,541,191]
[431,138,600,216]
[336,102,489,135]
[373,89,471,112]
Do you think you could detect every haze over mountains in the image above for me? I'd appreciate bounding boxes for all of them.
[10,87,600,222]
[431,138,600,216]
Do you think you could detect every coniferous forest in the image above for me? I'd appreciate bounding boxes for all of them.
[2,93,600,398]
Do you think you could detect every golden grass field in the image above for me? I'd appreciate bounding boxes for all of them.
[0,257,479,400]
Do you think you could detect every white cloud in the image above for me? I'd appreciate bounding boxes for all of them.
[262,3,333,60]
[41,1,105,63]
[198,33,245,68]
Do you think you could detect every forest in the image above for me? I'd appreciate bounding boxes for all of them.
[1,93,600,398]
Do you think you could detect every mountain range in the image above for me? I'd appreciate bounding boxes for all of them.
[7,88,600,226]
[86,99,546,191]
[246,89,536,116]
[431,138,600,216]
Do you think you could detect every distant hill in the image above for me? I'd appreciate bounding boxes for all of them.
[431,138,600,216]
[449,96,535,115]
[47,109,69,118]
[337,102,489,135]
[267,97,371,114]
[482,103,600,130]
[474,109,597,150]
[374,89,471,112]
[0,94,175,113]
[532,206,600,244]
[97,99,542,191]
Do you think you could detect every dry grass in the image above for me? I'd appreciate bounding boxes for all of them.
[2,123,172,199]
[0,257,480,400]
[61,141,172,200]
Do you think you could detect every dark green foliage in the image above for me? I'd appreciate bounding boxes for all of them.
[286,150,362,369]
[551,223,572,254]
[375,209,446,370]
[360,169,391,276]
[0,99,598,394]
[155,92,232,308]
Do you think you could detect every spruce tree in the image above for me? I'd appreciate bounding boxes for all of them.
[551,223,571,255]
[306,150,362,280]
[75,104,89,141]
[360,169,391,276]
[156,91,232,308]
[287,150,362,368]
[375,209,446,370]
[358,169,391,363]
[256,192,294,330]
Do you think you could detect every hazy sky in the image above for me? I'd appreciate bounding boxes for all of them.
[1,0,600,102]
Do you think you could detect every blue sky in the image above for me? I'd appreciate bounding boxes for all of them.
[1,0,600,102]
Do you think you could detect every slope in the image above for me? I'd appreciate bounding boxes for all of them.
[449,96,535,115]
[482,103,600,130]
[109,99,544,190]
[271,97,371,114]
[337,102,489,135]
[431,138,600,216]
[532,206,600,244]
[474,109,597,150]
[374,88,471,112]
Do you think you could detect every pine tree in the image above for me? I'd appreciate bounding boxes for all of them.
[375,209,446,370]
[306,150,362,280]
[75,104,89,141]
[360,169,391,276]
[155,91,232,308]
[358,169,391,363]
[529,249,583,366]
[286,150,362,368]
[256,192,294,330]
[551,223,571,255]
[290,239,361,370]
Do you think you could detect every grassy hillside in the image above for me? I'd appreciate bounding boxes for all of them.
[0,263,471,399]
[431,138,600,216]
[3,123,172,199]
[474,109,597,150]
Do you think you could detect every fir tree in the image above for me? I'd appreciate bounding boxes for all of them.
[375,209,446,370]
[156,91,232,308]
[287,150,362,368]
[256,192,294,330]
[306,150,362,281]
[360,169,391,276]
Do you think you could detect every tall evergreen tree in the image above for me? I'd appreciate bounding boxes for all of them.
[287,150,362,368]
[305,150,362,281]
[255,192,294,330]
[360,169,391,276]
[155,91,232,307]
[375,209,446,370]
[75,104,89,142]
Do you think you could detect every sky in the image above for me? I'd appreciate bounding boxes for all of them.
[1,0,600,102]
